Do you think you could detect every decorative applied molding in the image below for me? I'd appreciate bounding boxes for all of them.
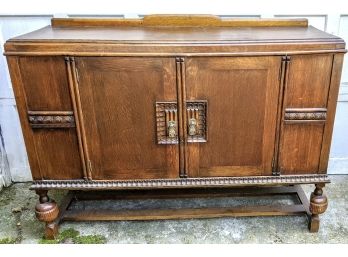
[30,175,330,190]
[28,111,75,128]
[284,108,327,123]
[155,102,178,144]
[186,100,207,143]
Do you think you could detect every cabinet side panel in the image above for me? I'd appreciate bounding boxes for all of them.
[284,54,332,108]
[279,124,324,174]
[32,129,82,180]
[6,56,41,179]
[319,54,345,172]
[8,56,83,180]
[278,54,335,174]
[18,57,73,111]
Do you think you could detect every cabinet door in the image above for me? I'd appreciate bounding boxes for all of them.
[185,57,281,177]
[76,57,179,180]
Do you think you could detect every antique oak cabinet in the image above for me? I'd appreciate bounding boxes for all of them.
[4,15,346,239]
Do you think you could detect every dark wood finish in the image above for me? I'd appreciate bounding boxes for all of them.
[35,190,59,239]
[279,124,325,174]
[186,101,207,143]
[284,55,333,108]
[27,111,75,128]
[75,57,179,180]
[63,205,306,221]
[52,15,309,28]
[53,185,312,229]
[4,17,345,57]
[29,174,330,190]
[71,186,305,200]
[155,102,179,144]
[66,57,88,179]
[176,57,187,178]
[5,16,345,236]
[278,54,337,175]
[6,56,83,180]
[185,57,281,177]
[17,57,73,111]
[319,54,345,173]
[309,184,328,232]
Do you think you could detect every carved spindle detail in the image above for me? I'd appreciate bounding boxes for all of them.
[35,190,59,239]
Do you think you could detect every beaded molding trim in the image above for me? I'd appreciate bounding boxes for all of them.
[30,175,330,190]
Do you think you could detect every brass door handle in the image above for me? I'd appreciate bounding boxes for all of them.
[166,114,177,138]
[188,118,197,136]
[155,101,206,144]
[186,100,207,142]
[155,102,178,144]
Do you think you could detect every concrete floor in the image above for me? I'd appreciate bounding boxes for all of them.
[0,175,347,243]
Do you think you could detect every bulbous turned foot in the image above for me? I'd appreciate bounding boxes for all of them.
[308,184,328,233]
[35,190,59,239]
[35,201,59,222]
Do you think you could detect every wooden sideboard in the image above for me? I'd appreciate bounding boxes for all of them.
[4,15,346,239]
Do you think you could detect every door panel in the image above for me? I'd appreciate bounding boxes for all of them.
[76,57,179,180]
[278,54,333,174]
[185,57,281,177]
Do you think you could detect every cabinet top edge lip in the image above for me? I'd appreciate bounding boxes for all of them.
[5,37,346,45]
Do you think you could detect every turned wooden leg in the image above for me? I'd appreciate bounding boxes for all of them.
[308,184,328,233]
[35,190,59,239]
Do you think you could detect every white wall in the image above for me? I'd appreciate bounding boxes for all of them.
[0,1,347,186]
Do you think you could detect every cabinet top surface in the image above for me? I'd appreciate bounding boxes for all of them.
[9,25,342,44]
[4,16,346,55]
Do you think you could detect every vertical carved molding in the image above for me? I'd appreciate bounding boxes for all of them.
[66,57,92,180]
[176,57,187,178]
[272,55,290,176]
